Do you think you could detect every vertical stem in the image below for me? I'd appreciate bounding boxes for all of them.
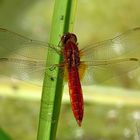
[37,0,78,140]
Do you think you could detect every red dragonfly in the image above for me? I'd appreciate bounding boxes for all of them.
[0,28,140,126]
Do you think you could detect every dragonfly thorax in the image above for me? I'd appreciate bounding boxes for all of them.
[63,41,80,69]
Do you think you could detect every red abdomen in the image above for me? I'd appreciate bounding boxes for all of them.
[68,67,84,126]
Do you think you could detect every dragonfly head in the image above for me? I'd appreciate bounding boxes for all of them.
[61,33,77,45]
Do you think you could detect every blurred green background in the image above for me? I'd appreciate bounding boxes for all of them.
[0,0,140,140]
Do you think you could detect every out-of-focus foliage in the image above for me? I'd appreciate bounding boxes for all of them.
[0,0,54,40]
[0,94,140,140]
[75,0,140,45]
[0,128,12,140]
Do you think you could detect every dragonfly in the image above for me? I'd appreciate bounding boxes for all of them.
[0,27,140,126]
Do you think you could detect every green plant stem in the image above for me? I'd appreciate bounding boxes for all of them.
[37,0,78,140]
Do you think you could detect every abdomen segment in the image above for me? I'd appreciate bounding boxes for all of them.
[68,67,84,126]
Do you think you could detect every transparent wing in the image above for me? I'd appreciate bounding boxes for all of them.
[0,28,60,59]
[81,58,140,85]
[81,27,140,61]
[0,28,140,86]
[0,28,61,85]
[80,27,140,87]
[0,58,47,85]
[0,57,62,86]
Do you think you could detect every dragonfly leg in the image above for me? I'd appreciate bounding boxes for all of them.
[48,63,64,80]
[49,65,57,71]
[49,62,65,71]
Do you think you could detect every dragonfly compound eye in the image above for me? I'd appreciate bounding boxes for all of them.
[61,33,77,44]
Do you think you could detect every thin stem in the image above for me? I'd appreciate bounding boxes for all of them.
[37,0,78,140]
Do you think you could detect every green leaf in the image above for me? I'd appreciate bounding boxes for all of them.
[0,128,12,140]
